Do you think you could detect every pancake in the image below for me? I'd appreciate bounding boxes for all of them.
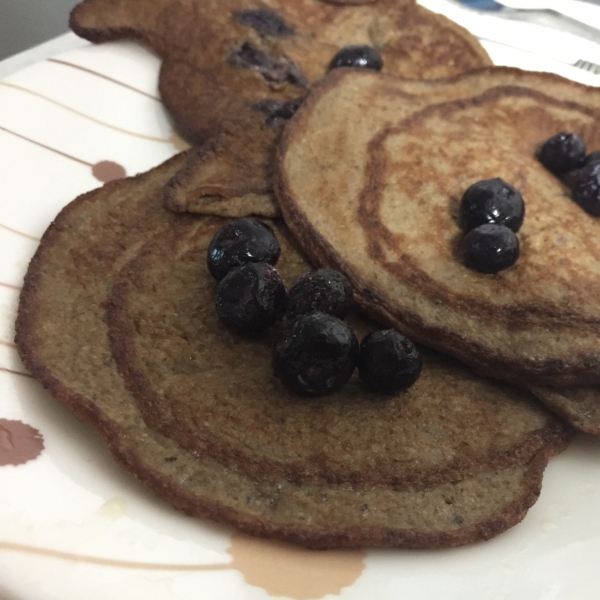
[276,67,600,389]
[106,215,570,489]
[70,0,492,217]
[15,153,570,548]
[15,153,189,415]
[530,387,600,436]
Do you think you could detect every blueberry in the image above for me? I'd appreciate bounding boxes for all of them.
[538,132,586,174]
[464,224,520,274]
[272,312,358,396]
[228,43,309,87]
[328,45,383,72]
[460,178,525,233]
[229,42,272,71]
[287,269,353,321]
[233,9,294,37]
[252,96,304,127]
[207,218,281,281]
[358,330,422,394]
[216,263,287,336]
[572,162,600,216]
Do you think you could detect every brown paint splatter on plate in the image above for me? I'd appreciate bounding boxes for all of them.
[92,161,127,183]
[228,533,366,599]
[0,419,44,466]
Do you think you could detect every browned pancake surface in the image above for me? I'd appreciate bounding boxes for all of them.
[531,387,600,436]
[71,0,490,140]
[70,0,491,216]
[15,153,568,548]
[276,67,600,388]
[106,216,569,488]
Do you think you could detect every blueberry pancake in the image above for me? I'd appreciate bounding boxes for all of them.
[276,67,600,389]
[106,211,570,490]
[16,152,570,548]
[70,0,491,217]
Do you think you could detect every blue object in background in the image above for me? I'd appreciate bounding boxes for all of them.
[456,0,504,11]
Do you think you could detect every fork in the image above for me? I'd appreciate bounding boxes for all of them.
[455,0,600,74]
[479,35,600,74]
[574,58,600,73]
[498,0,600,31]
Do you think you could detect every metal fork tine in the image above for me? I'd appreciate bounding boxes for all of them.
[574,59,600,74]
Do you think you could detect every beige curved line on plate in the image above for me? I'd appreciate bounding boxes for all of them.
[0,124,128,183]
[0,367,32,378]
[0,340,16,348]
[0,281,23,290]
[0,123,94,168]
[0,541,233,572]
[0,221,40,242]
[48,58,161,102]
[0,82,169,143]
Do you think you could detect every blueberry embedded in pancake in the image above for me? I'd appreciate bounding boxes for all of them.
[233,8,295,38]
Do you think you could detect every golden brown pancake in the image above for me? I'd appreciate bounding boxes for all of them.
[276,67,600,389]
[70,0,492,216]
[107,215,570,489]
[15,152,570,548]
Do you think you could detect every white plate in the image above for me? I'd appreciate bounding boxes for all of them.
[2,29,600,600]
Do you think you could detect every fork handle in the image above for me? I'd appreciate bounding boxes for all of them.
[546,0,600,32]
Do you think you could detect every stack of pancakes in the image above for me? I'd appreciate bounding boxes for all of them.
[16,0,600,549]
[276,68,600,431]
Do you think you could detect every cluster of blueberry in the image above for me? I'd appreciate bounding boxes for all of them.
[538,131,600,217]
[459,178,525,274]
[456,131,600,275]
[207,218,421,397]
